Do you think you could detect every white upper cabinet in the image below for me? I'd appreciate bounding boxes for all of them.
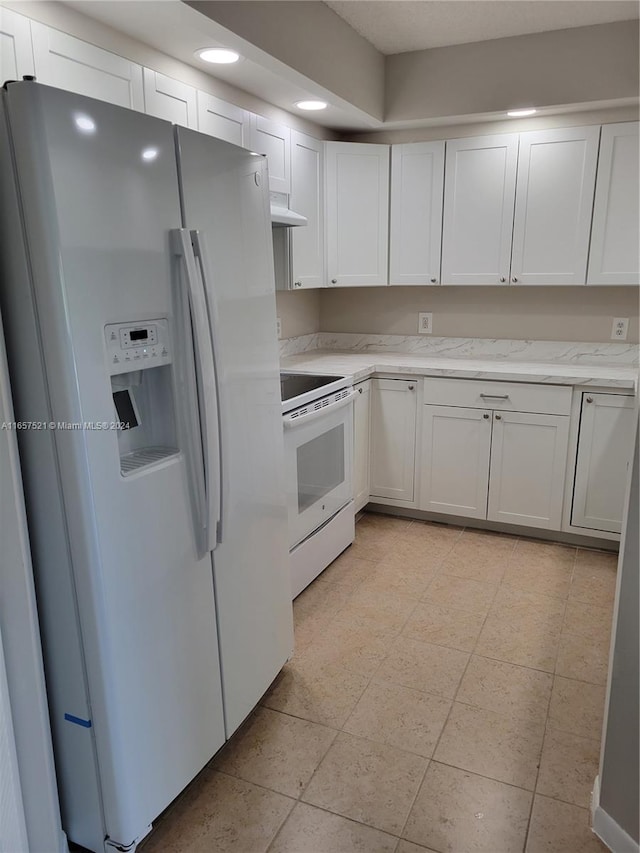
[0,7,34,82]
[510,126,600,285]
[247,115,290,193]
[588,122,640,286]
[142,69,197,128]
[389,141,445,286]
[290,131,325,288]
[30,22,144,110]
[441,134,518,286]
[196,91,248,147]
[325,142,390,287]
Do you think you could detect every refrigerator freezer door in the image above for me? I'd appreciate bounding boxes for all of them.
[1,83,225,850]
[176,127,294,736]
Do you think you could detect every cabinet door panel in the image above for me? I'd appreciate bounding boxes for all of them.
[370,379,416,502]
[31,22,144,110]
[390,141,445,285]
[420,405,492,518]
[248,115,290,193]
[511,126,599,285]
[572,394,636,533]
[588,122,639,286]
[441,134,518,286]
[326,142,389,287]
[488,412,569,530]
[0,7,34,82]
[290,131,325,289]
[196,91,248,146]
[143,69,197,128]
[353,381,371,512]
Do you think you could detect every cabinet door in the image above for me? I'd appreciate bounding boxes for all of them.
[143,69,197,128]
[248,115,290,193]
[441,134,518,286]
[588,122,639,286]
[511,126,600,285]
[326,142,389,287]
[353,380,371,512]
[31,22,144,110]
[290,131,325,289]
[196,91,248,146]
[420,405,492,519]
[487,412,569,530]
[572,394,636,533]
[370,379,417,502]
[0,7,34,82]
[389,141,445,285]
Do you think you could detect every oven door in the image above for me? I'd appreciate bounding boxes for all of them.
[284,392,355,549]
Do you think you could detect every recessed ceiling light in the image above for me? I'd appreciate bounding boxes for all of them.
[507,108,537,117]
[196,48,241,64]
[295,100,328,111]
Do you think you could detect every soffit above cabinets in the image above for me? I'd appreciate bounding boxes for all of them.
[55,0,640,132]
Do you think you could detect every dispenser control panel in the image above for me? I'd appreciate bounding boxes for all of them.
[105,319,172,375]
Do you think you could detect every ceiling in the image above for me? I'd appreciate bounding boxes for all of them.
[325,0,639,54]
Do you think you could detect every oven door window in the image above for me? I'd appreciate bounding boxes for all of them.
[297,424,345,513]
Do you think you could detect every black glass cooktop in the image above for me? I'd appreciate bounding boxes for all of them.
[280,373,344,402]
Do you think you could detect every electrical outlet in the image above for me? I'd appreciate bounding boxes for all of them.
[276,317,282,339]
[611,317,629,341]
[418,312,433,334]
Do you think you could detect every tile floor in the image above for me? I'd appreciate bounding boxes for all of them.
[140,513,617,853]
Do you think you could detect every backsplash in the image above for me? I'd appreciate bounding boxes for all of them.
[279,333,640,366]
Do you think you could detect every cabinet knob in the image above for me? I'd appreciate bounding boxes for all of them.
[495,414,502,420]
[408,385,415,391]
[511,277,518,283]
[483,413,490,419]
[294,281,302,288]
[358,387,363,394]
[499,277,506,283]
[586,396,594,403]
[430,277,437,283]
[331,278,337,284]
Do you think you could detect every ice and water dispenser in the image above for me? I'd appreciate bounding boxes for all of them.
[105,319,179,475]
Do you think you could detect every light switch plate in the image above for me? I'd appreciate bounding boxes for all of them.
[418,313,433,334]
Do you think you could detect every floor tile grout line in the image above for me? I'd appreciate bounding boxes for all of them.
[522,545,579,853]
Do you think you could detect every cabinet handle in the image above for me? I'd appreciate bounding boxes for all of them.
[511,277,518,283]
[480,393,509,400]
[430,277,437,283]
[294,281,302,288]
[586,396,594,403]
[495,414,502,420]
[408,385,415,391]
[331,278,337,284]
[499,277,506,283]
[358,387,363,394]
[483,413,490,419]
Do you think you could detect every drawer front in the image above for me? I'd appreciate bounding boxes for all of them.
[423,378,572,415]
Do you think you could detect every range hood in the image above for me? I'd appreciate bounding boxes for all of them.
[270,192,307,227]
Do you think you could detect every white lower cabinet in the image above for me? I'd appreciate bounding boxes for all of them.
[421,405,492,518]
[370,379,417,502]
[353,380,371,512]
[571,393,636,533]
[487,411,569,529]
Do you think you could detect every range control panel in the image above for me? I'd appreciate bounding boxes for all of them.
[105,319,172,376]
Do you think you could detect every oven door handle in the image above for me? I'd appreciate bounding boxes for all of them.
[283,389,357,430]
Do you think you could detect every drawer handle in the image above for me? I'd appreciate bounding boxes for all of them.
[495,414,502,420]
[586,396,594,403]
[483,413,490,419]
[480,394,510,400]
[408,385,415,391]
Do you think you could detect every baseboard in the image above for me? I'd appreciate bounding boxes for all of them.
[592,775,639,853]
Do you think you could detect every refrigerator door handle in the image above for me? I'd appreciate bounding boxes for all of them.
[171,228,220,555]
[190,230,224,545]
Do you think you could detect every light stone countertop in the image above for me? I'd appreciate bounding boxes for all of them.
[281,350,638,390]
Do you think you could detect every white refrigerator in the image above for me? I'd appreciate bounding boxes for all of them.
[0,80,293,852]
